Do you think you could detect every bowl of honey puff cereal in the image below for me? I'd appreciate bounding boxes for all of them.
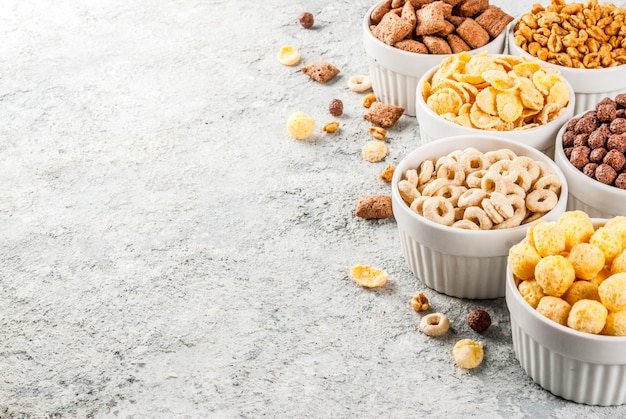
[391,134,568,299]
[508,0,626,115]
[415,52,576,156]
[363,0,513,117]
[506,210,626,405]
[554,95,626,218]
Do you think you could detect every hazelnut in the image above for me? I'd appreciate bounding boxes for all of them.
[467,309,491,333]
[299,12,314,29]
[329,98,343,116]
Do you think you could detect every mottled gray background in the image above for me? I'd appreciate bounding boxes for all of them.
[2,0,626,417]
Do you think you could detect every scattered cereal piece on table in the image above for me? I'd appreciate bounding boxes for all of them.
[362,93,377,108]
[355,195,393,219]
[350,265,388,288]
[411,292,430,312]
[368,126,386,140]
[347,75,372,92]
[277,45,301,66]
[362,140,388,162]
[378,164,395,183]
[363,102,405,128]
[286,111,315,140]
[328,99,344,116]
[322,121,339,133]
[467,309,491,333]
[301,61,340,83]
[298,12,314,29]
[453,339,484,369]
[420,313,450,337]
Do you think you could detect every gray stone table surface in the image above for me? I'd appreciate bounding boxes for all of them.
[2,0,626,417]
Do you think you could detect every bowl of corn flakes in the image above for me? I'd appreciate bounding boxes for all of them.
[508,0,626,115]
[415,52,576,157]
[363,0,511,116]
[554,97,626,218]
[391,134,568,299]
[506,210,626,405]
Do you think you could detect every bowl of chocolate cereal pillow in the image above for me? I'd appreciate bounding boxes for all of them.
[554,95,626,218]
[506,211,626,405]
[391,134,568,299]
[415,52,575,157]
[508,2,626,115]
[363,0,512,116]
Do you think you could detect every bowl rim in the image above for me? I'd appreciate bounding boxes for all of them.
[508,15,626,76]
[415,57,576,136]
[506,218,626,348]
[391,134,569,237]
[363,1,506,60]
[554,110,626,197]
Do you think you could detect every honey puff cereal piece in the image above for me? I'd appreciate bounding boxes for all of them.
[611,250,626,275]
[350,265,388,288]
[531,221,566,257]
[567,243,605,280]
[518,280,545,309]
[604,310,626,336]
[362,141,388,162]
[535,255,575,297]
[363,102,405,128]
[536,296,571,326]
[558,210,595,250]
[301,61,340,83]
[355,195,393,219]
[508,242,542,281]
[286,111,315,140]
[590,227,623,264]
[567,299,608,335]
[453,339,484,369]
[562,281,601,306]
[598,273,626,312]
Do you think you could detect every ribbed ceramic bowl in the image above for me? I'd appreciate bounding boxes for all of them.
[391,135,568,299]
[363,2,507,117]
[415,59,576,157]
[554,111,626,218]
[508,17,626,115]
[506,219,626,406]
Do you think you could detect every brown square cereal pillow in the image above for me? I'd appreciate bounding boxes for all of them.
[456,18,490,48]
[415,1,452,36]
[301,61,340,83]
[363,102,405,128]
[447,33,471,53]
[371,0,393,24]
[422,35,452,54]
[475,5,514,38]
[394,39,429,53]
[455,0,489,17]
[372,11,415,45]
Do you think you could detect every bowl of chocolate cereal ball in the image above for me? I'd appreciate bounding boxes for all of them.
[506,210,626,405]
[554,94,626,218]
[415,52,576,156]
[362,0,512,116]
[391,134,568,299]
[508,0,626,115]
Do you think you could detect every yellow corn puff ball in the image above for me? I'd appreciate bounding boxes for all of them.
[610,249,626,275]
[518,279,545,308]
[590,227,623,264]
[531,221,566,257]
[567,243,605,280]
[536,296,571,326]
[604,310,626,336]
[557,211,595,251]
[598,273,626,312]
[452,339,484,369]
[604,216,626,247]
[562,281,600,306]
[535,255,576,297]
[590,267,612,288]
[286,111,315,140]
[567,299,607,334]
[508,242,542,281]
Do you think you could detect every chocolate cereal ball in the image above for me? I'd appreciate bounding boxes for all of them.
[604,149,626,171]
[570,146,591,169]
[596,164,618,185]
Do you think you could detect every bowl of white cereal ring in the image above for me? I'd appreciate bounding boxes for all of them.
[506,211,626,405]
[508,1,626,115]
[391,134,568,299]
[415,52,576,157]
[363,0,511,116]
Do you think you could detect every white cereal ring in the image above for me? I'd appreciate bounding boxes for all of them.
[437,162,466,186]
[485,148,516,164]
[480,172,508,194]
[420,313,450,337]
[506,181,526,197]
[481,198,505,224]
[460,148,490,174]
[410,196,429,215]
[457,188,487,208]
[435,155,458,171]
[347,74,372,92]
[452,219,481,230]
[463,206,493,230]
[422,196,455,226]
[525,189,558,213]
[418,159,435,185]
[522,211,545,225]
[533,174,562,194]
[466,170,487,188]
[405,169,419,187]
[434,185,466,206]
[421,178,449,196]
[494,194,526,229]
[489,191,514,219]
[398,179,421,205]
[508,168,533,192]
[513,156,541,182]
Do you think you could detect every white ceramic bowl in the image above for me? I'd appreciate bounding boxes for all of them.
[415,60,576,157]
[506,219,626,406]
[391,135,568,299]
[554,111,626,218]
[363,2,507,117]
[508,17,626,115]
